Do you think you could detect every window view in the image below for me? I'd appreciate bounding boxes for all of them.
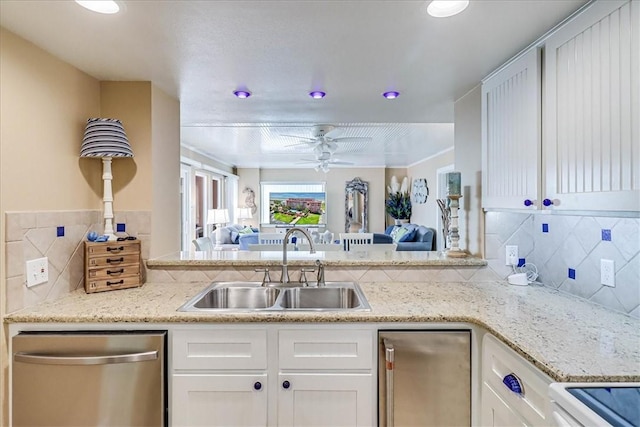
[261,182,326,227]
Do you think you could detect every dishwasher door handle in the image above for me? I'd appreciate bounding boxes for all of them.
[383,338,395,427]
[14,350,158,366]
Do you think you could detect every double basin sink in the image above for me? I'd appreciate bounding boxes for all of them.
[178,281,371,312]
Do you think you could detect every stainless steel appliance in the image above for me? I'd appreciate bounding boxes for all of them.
[12,330,166,426]
[379,330,471,426]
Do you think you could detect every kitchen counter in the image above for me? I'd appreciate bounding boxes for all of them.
[5,280,639,383]
[147,249,488,267]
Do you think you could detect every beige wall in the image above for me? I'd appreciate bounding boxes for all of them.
[454,85,484,257]
[152,86,181,257]
[407,149,455,246]
[240,168,386,234]
[0,27,103,425]
[100,82,152,210]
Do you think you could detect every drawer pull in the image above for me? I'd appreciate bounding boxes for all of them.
[254,382,262,391]
[282,380,290,389]
[106,280,124,286]
[107,246,125,252]
[502,373,524,396]
[106,257,124,264]
[107,268,125,275]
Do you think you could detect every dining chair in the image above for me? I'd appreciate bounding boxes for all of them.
[192,237,213,251]
[338,233,374,251]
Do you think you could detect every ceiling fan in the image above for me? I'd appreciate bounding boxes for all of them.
[295,140,354,172]
[281,124,371,148]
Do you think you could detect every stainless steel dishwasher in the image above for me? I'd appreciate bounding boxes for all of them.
[379,330,471,427]
[12,330,167,426]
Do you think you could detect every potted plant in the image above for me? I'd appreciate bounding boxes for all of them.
[386,176,412,224]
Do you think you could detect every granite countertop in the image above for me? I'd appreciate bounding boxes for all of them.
[5,280,639,383]
[147,250,488,267]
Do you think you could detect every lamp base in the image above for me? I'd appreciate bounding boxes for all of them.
[445,249,468,258]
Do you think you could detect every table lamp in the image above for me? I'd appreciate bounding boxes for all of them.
[207,208,230,246]
[81,118,133,241]
[237,207,253,227]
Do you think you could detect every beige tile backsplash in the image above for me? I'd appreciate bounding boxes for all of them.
[4,210,151,314]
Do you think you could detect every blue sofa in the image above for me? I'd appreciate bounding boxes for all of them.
[373,224,436,251]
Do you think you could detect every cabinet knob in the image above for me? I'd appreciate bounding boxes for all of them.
[502,373,524,395]
[523,199,534,207]
[253,381,262,391]
[543,198,554,207]
[282,380,290,389]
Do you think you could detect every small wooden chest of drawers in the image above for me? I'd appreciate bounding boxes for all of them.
[84,240,142,293]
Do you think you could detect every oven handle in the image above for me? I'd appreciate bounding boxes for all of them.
[383,338,395,427]
[14,350,158,365]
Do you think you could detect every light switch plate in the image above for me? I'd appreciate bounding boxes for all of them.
[26,257,48,287]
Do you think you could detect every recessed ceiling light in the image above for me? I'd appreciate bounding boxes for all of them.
[233,90,251,99]
[427,0,469,18]
[382,91,400,99]
[309,91,326,99]
[75,0,120,14]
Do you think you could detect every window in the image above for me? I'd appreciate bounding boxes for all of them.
[260,182,326,227]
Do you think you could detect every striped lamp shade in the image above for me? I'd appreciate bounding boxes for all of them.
[80,118,134,158]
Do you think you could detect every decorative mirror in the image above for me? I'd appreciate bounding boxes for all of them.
[345,177,368,233]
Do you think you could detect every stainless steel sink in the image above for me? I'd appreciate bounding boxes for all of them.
[178,281,371,312]
[279,287,362,309]
[192,287,280,309]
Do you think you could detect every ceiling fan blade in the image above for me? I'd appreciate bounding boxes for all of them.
[328,160,355,165]
[279,134,316,141]
[329,137,371,143]
[284,141,313,148]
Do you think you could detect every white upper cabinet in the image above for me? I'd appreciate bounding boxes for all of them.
[482,0,639,212]
[482,48,542,209]
[544,0,639,212]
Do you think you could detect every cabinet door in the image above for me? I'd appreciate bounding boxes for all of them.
[482,48,542,209]
[481,382,528,427]
[172,374,268,427]
[277,373,373,427]
[544,0,639,211]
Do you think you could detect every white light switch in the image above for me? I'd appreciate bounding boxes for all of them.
[26,257,48,287]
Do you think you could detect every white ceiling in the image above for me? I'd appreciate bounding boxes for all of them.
[0,0,589,169]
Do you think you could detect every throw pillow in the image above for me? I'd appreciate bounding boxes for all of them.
[230,230,240,244]
[238,227,254,236]
[397,224,417,242]
[390,226,409,243]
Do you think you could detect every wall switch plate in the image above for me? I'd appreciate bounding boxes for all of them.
[26,257,48,287]
[600,259,615,287]
[505,245,518,266]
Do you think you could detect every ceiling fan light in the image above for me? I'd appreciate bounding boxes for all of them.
[427,0,469,18]
[383,91,400,99]
[309,91,326,99]
[233,90,251,99]
[75,0,120,14]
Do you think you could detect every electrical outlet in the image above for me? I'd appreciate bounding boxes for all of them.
[25,257,48,287]
[600,259,615,287]
[505,245,518,266]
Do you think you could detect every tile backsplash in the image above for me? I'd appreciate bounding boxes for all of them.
[4,210,151,314]
[485,211,640,318]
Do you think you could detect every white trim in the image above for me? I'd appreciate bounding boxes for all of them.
[180,155,238,179]
[180,143,236,169]
[406,146,454,168]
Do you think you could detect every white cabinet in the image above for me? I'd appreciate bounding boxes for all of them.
[482,48,542,210]
[481,334,552,427]
[277,373,373,427]
[170,327,374,427]
[544,0,639,211]
[172,374,268,427]
[171,329,269,427]
[277,329,374,427]
[482,0,639,212]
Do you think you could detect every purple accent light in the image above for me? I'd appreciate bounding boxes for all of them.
[383,91,400,99]
[309,91,326,99]
[233,90,251,99]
